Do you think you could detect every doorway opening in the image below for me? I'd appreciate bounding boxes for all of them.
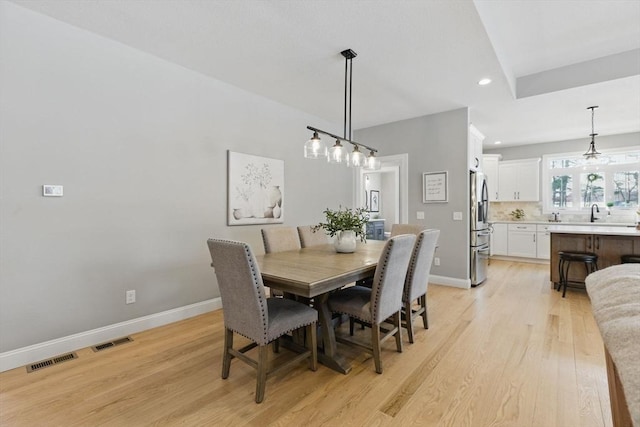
[353,154,409,234]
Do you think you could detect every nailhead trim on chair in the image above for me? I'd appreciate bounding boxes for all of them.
[213,239,316,343]
[243,243,269,344]
[403,235,421,300]
[372,239,393,323]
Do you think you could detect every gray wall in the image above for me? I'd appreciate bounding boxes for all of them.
[0,3,352,352]
[485,132,639,160]
[355,109,470,281]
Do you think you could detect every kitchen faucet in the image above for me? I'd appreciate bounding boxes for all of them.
[590,204,600,222]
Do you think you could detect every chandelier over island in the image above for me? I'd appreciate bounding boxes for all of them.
[303,49,381,170]
[583,105,603,163]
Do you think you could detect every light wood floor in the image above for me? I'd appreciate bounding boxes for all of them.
[0,260,612,426]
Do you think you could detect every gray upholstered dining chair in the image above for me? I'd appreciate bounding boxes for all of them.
[327,234,415,374]
[390,223,427,237]
[403,229,440,343]
[261,227,302,253]
[261,227,302,297]
[297,225,329,247]
[207,239,317,403]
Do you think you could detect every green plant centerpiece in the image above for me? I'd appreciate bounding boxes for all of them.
[313,206,369,253]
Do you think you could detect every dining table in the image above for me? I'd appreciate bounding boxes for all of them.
[255,240,386,374]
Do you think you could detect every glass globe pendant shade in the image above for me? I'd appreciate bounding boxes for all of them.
[582,106,604,165]
[304,131,327,159]
[583,136,601,162]
[364,151,381,170]
[349,146,366,168]
[328,140,347,164]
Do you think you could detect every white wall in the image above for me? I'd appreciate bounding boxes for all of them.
[0,3,352,354]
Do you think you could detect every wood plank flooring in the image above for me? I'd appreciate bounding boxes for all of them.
[0,260,612,426]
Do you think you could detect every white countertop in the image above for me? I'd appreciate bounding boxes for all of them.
[490,220,635,227]
[547,224,640,236]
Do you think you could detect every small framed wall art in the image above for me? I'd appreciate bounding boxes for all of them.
[423,171,448,203]
[369,190,380,212]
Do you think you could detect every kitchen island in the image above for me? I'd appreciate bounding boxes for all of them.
[548,224,640,286]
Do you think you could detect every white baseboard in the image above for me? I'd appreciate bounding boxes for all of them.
[490,255,550,265]
[0,298,222,373]
[429,274,471,289]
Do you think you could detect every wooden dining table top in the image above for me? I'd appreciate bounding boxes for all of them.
[255,240,386,298]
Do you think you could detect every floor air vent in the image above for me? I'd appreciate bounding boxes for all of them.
[92,336,133,352]
[27,352,78,373]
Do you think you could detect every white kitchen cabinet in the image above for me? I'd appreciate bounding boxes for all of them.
[468,124,484,171]
[483,154,501,202]
[536,224,551,259]
[490,223,508,255]
[498,158,540,201]
[507,223,537,258]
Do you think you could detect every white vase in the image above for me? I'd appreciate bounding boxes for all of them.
[268,185,282,208]
[334,230,357,253]
[251,189,267,218]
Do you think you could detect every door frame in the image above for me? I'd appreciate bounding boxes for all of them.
[353,153,409,225]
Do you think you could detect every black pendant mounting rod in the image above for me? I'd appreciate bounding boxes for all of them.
[341,49,357,141]
[305,48,378,156]
[588,105,599,138]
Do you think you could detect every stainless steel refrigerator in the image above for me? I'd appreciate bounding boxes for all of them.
[470,171,490,286]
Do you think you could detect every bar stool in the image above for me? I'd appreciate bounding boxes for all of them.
[558,251,598,298]
[621,254,640,263]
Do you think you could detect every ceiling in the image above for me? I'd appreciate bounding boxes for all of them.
[10,0,640,148]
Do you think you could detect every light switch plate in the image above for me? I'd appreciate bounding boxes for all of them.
[453,211,463,220]
[416,211,425,220]
[42,185,63,197]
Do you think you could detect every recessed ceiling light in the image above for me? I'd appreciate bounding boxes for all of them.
[494,141,502,145]
[478,78,492,86]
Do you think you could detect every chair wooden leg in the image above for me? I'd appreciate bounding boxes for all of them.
[421,295,429,329]
[273,337,279,353]
[394,311,403,353]
[404,300,415,344]
[372,324,382,374]
[308,323,317,371]
[349,317,355,336]
[420,294,429,329]
[255,345,268,404]
[222,328,233,379]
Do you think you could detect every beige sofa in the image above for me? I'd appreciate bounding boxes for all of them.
[586,264,640,427]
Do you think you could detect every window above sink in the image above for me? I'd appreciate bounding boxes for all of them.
[541,148,639,215]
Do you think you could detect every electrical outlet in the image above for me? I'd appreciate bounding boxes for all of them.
[42,185,63,197]
[416,211,425,220]
[434,257,440,266]
[126,290,136,304]
[453,212,463,220]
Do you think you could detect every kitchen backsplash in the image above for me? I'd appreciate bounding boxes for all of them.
[489,201,637,223]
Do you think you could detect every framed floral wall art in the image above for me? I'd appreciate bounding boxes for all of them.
[369,190,380,212]
[228,151,284,225]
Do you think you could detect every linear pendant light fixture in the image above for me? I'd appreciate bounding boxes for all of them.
[583,105,602,163]
[304,49,381,170]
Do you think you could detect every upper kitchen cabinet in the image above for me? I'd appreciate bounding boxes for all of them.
[468,124,484,171]
[498,158,540,201]
[483,154,501,201]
